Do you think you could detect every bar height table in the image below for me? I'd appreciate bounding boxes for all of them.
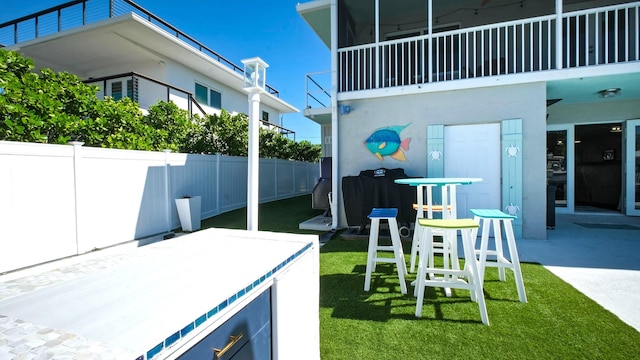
[395,178,483,273]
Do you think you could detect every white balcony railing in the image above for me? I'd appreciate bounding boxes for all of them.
[337,2,640,92]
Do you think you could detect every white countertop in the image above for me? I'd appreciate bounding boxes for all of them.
[0,228,316,358]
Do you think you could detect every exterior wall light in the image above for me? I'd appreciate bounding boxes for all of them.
[598,88,621,98]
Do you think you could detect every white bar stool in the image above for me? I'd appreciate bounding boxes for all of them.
[470,209,527,303]
[415,218,489,325]
[364,208,408,295]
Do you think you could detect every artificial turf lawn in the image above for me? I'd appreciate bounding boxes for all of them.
[319,237,640,360]
[202,195,640,359]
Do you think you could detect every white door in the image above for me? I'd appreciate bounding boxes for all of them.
[444,123,501,218]
[626,119,640,216]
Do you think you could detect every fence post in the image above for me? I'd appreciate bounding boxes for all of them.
[215,153,221,215]
[163,149,172,233]
[294,161,299,196]
[69,141,84,254]
[274,159,279,200]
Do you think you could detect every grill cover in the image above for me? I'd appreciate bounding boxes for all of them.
[342,168,416,230]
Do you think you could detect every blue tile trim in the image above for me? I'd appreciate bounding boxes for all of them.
[194,314,207,327]
[142,241,313,359]
[146,343,163,359]
[164,331,180,347]
[180,323,194,337]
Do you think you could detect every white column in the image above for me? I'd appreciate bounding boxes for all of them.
[428,0,433,82]
[555,0,563,69]
[375,0,380,89]
[247,90,261,231]
[331,0,339,230]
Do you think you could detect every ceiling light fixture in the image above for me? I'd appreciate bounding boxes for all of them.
[598,88,621,98]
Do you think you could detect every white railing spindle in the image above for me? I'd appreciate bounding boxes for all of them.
[335,2,639,91]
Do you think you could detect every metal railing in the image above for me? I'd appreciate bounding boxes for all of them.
[84,71,297,138]
[337,2,640,92]
[305,71,332,110]
[0,0,280,97]
[260,121,296,140]
[84,71,208,117]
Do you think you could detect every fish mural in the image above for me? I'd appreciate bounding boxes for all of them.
[364,123,411,161]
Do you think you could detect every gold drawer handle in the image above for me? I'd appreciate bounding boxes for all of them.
[213,333,243,359]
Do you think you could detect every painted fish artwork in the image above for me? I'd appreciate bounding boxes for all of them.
[364,123,411,161]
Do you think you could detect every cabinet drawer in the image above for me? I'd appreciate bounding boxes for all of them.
[178,288,271,359]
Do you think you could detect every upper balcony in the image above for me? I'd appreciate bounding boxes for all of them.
[1,0,299,137]
[0,0,281,97]
[300,0,640,96]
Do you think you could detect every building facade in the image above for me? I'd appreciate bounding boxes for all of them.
[0,0,298,136]
[298,0,640,239]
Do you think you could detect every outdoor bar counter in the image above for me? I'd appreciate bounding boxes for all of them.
[0,228,320,359]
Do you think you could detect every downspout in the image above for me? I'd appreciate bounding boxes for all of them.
[331,0,339,230]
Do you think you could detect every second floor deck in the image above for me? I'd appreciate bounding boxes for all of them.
[337,1,639,93]
[0,0,281,97]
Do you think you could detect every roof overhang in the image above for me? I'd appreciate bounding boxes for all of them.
[6,13,297,114]
[297,0,331,49]
[303,106,331,125]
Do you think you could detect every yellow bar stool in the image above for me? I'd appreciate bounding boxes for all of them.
[364,208,408,295]
[409,203,453,273]
[470,209,527,303]
[415,218,489,325]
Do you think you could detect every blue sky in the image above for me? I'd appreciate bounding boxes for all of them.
[0,0,329,144]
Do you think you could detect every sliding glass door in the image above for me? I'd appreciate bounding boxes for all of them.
[547,125,575,213]
[626,119,640,216]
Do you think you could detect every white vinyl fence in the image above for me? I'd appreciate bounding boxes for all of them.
[0,141,319,273]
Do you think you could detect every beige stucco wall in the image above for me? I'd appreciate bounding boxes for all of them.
[336,82,548,239]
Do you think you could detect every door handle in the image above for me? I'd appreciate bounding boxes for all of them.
[213,333,243,359]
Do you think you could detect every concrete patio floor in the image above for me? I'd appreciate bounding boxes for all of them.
[517,212,640,332]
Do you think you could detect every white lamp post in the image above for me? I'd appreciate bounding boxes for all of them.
[241,57,268,231]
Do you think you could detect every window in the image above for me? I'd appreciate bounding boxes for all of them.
[110,80,135,101]
[195,83,208,104]
[126,79,134,99]
[111,82,123,100]
[195,83,222,109]
[262,111,269,122]
[210,89,221,109]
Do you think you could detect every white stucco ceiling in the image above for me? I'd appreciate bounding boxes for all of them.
[8,14,297,114]
[547,71,640,105]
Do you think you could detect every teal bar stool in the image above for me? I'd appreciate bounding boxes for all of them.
[364,208,408,295]
[415,218,489,325]
[470,209,527,303]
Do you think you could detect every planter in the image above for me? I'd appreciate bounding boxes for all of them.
[175,196,201,232]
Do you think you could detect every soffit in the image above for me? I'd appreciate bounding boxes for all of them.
[9,14,296,113]
[547,72,640,106]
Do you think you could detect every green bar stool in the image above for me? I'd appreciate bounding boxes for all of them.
[410,203,453,274]
[470,209,527,303]
[364,208,408,295]
[415,218,489,325]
